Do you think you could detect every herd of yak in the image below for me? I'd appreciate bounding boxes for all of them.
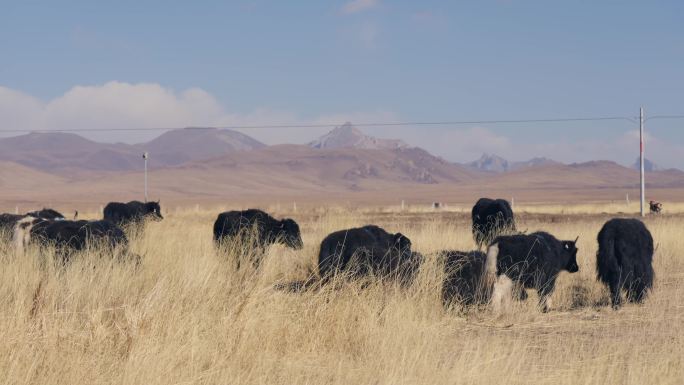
[0,198,655,312]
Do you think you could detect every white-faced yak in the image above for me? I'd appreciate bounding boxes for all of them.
[487,231,579,312]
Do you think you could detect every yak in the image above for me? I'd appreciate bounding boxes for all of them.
[1,208,66,239]
[26,208,65,220]
[441,250,491,307]
[103,200,163,227]
[472,198,516,249]
[596,218,654,309]
[13,217,133,264]
[317,225,422,285]
[213,209,303,267]
[487,231,579,312]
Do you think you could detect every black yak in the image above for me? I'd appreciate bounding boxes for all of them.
[596,218,654,309]
[441,250,490,307]
[1,208,65,239]
[213,209,303,267]
[26,208,65,220]
[472,198,515,248]
[13,217,133,264]
[487,231,579,312]
[103,201,163,227]
[317,225,422,285]
[0,214,25,237]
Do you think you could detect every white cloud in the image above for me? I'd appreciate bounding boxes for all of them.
[341,0,379,15]
[0,87,44,132]
[0,82,394,146]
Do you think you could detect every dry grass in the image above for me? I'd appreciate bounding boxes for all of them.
[1,206,682,385]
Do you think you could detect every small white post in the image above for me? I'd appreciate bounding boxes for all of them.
[15,206,19,214]
[626,193,630,207]
[143,152,149,203]
[639,107,645,217]
[401,200,405,211]
[293,201,297,212]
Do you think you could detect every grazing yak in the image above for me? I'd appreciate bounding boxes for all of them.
[1,208,66,239]
[472,198,516,249]
[1,214,25,237]
[26,208,66,220]
[103,200,163,227]
[442,250,490,307]
[213,209,303,267]
[596,218,654,309]
[487,231,579,312]
[13,217,133,264]
[317,225,422,285]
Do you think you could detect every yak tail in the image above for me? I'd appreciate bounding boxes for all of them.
[596,231,617,282]
[273,276,320,293]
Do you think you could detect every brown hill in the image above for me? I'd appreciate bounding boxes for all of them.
[189,144,481,187]
[0,128,267,174]
[0,132,140,173]
[137,127,266,166]
[0,161,66,190]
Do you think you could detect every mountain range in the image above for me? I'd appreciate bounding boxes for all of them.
[0,123,682,207]
[464,154,562,173]
[0,128,265,174]
[464,153,666,174]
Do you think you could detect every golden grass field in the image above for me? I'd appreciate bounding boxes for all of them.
[1,204,682,385]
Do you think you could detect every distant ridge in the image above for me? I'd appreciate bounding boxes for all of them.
[465,153,561,173]
[140,127,266,166]
[0,128,266,173]
[0,132,141,172]
[632,157,663,172]
[308,122,408,150]
[466,153,510,172]
[510,157,562,171]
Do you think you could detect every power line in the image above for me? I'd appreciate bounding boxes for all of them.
[0,114,683,134]
[0,116,644,134]
[645,115,684,121]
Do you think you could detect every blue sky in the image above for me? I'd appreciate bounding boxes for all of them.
[1,1,683,167]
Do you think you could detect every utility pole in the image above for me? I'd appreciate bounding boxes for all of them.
[143,152,149,203]
[639,107,645,217]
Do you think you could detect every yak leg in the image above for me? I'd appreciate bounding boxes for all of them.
[492,274,513,313]
[514,282,528,301]
[607,274,624,309]
[626,278,649,304]
[537,280,556,313]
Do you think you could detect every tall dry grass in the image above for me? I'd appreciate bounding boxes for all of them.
[1,207,682,384]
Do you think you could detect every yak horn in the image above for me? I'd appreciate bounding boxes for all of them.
[574,236,579,243]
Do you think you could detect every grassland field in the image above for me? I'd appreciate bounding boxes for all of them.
[1,203,683,385]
